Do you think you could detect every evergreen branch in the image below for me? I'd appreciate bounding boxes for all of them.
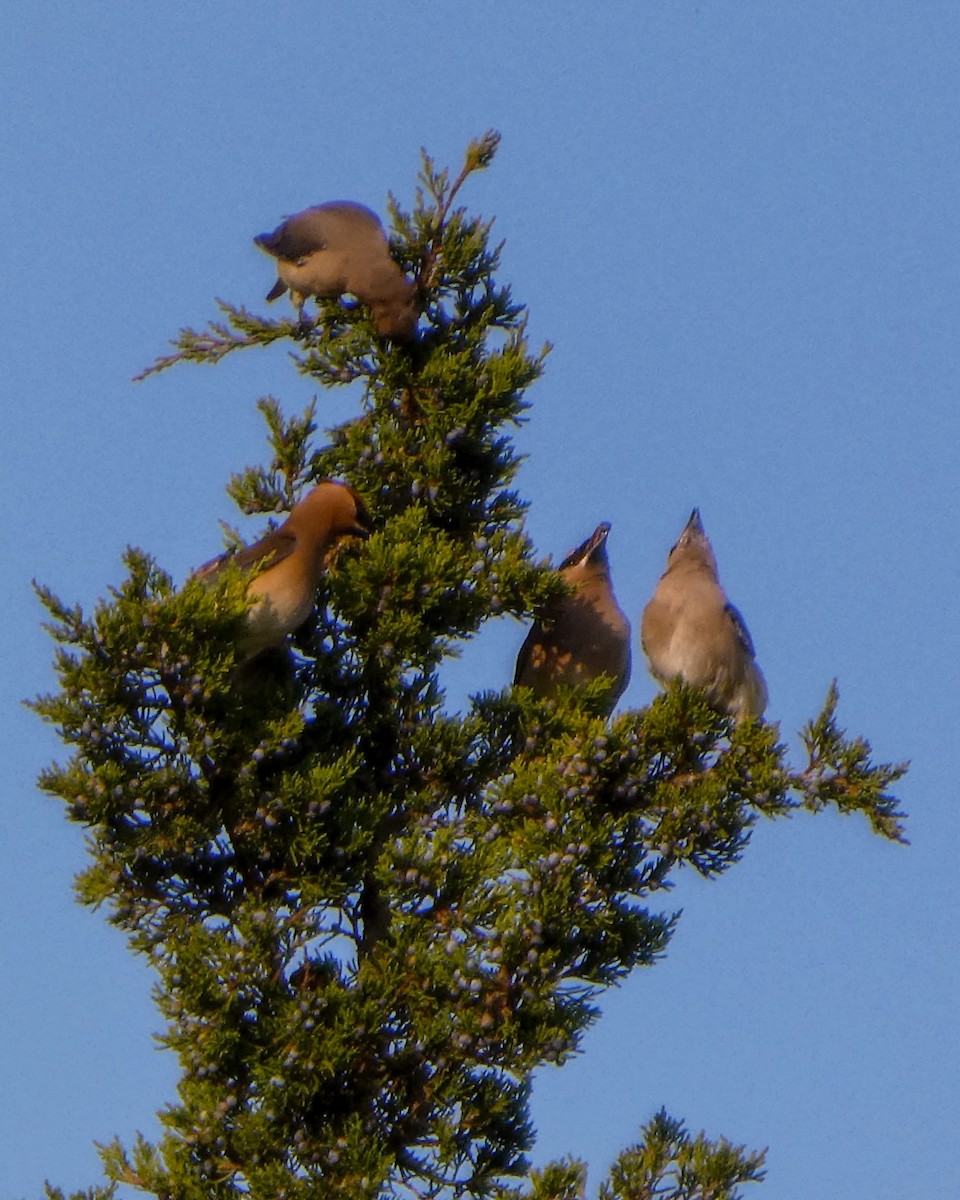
[441,130,501,225]
[133,300,301,380]
[224,397,321,514]
[597,1109,766,1200]
[418,130,502,296]
[44,1187,117,1200]
[793,682,908,842]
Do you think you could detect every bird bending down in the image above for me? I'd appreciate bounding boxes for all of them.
[254,201,418,341]
[515,522,631,712]
[194,482,369,662]
[641,509,767,721]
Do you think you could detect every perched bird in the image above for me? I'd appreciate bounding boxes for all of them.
[514,522,631,711]
[641,509,767,721]
[194,482,369,661]
[254,201,418,341]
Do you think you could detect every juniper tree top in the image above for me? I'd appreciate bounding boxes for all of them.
[35,132,906,1200]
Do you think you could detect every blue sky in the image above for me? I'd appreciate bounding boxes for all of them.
[3,4,958,1197]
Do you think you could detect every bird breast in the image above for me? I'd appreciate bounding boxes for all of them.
[277,251,352,300]
[550,590,631,683]
[242,557,318,658]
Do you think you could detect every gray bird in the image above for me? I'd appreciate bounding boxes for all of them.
[194,482,369,661]
[641,509,767,721]
[515,522,631,711]
[255,201,417,341]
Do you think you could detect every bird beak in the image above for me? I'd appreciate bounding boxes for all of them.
[561,521,611,569]
[585,522,611,557]
[684,508,703,535]
[347,488,372,539]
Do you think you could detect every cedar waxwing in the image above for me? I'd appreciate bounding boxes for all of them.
[194,482,369,661]
[641,509,767,721]
[514,523,631,711]
[254,201,418,341]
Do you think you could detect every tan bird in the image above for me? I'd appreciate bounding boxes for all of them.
[255,201,418,341]
[194,482,369,661]
[515,522,631,711]
[641,509,767,721]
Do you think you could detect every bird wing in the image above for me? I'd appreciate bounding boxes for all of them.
[514,629,533,686]
[255,211,329,261]
[513,623,542,686]
[725,603,756,658]
[193,528,298,581]
[255,203,384,262]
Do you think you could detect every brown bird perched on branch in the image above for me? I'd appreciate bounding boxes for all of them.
[194,482,369,662]
[514,522,631,712]
[254,201,418,341]
[641,509,767,721]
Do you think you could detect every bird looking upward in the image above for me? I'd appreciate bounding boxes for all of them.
[641,509,767,722]
[255,201,418,342]
[193,482,369,662]
[514,522,631,713]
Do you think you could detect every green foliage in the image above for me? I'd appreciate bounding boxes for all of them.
[598,1109,765,1200]
[44,1187,117,1200]
[493,1109,765,1200]
[34,132,906,1199]
[495,1158,587,1200]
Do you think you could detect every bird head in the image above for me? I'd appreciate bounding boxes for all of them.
[310,481,370,541]
[559,522,612,575]
[667,508,718,575]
